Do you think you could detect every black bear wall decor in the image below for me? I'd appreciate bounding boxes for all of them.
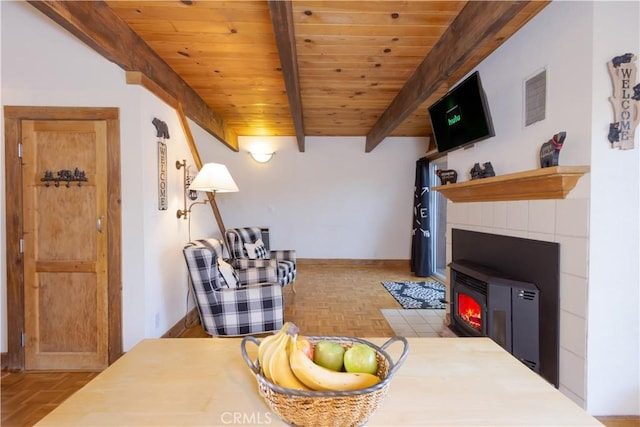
[539,131,566,168]
[152,117,170,139]
[470,162,495,180]
[608,123,621,144]
[611,53,634,68]
[436,169,458,185]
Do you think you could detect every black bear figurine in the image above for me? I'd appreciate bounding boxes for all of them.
[539,132,566,168]
[470,163,483,180]
[470,162,495,180]
[481,162,495,178]
[436,169,458,185]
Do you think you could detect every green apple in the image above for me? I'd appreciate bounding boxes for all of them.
[343,343,378,375]
[313,341,345,372]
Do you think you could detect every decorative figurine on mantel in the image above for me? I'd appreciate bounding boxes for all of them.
[436,169,458,185]
[470,162,495,180]
[539,131,566,168]
[607,52,639,150]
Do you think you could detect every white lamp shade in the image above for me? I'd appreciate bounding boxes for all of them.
[188,163,239,193]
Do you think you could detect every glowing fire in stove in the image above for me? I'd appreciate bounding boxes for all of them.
[458,293,482,331]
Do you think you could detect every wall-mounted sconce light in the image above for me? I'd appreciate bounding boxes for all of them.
[249,151,275,163]
[176,160,189,219]
[176,162,239,220]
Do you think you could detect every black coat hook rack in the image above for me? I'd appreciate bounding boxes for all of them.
[41,168,88,187]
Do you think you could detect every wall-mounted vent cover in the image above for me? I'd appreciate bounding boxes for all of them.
[455,271,488,295]
[525,70,547,126]
[518,289,537,301]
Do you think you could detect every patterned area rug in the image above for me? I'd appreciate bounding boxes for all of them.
[381,281,447,309]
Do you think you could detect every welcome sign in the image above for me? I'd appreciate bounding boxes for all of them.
[152,117,170,210]
[157,141,167,210]
[608,52,640,150]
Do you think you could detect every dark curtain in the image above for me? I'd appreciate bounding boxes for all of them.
[411,157,431,277]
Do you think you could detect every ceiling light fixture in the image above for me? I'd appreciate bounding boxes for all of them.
[249,151,275,163]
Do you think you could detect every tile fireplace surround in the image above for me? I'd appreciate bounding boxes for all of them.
[429,161,593,408]
[445,196,590,407]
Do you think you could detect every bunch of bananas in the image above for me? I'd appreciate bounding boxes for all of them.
[257,322,381,392]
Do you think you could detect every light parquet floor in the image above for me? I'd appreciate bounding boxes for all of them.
[2,261,638,426]
[283,260,415,337]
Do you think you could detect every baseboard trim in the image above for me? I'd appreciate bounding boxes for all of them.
[1,352,7,371]
[162,308,199,338]
[297,258,410,268]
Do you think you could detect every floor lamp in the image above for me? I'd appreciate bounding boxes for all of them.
[177,162,239,248]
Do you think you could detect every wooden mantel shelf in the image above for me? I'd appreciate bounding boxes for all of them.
[431,166,590,203]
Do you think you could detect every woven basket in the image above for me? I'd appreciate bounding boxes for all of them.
[241,335,409,427]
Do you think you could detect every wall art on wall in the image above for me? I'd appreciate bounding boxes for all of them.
[152,118,170,210]
[607,53,640,150]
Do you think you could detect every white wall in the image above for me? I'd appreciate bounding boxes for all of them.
[0,1,426,353]
[588,0,640,416]
[192,133,424,259]
[445,0,638,415]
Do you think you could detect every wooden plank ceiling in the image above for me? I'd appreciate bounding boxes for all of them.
[97,1,548,151]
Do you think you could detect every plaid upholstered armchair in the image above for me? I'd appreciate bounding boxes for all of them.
[226,227,297,292]
[182,238,283,336]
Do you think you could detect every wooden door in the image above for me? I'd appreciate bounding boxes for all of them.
[21,120,109,370]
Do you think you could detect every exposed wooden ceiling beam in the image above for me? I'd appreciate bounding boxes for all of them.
[126,71,177,109]
[365,1,533,153]
[28,0,238,151]
[268,0,305,152]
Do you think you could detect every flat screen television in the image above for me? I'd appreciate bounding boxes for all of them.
[428,71,495,154]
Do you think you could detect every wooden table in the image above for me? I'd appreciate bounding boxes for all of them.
[36,337,602,426]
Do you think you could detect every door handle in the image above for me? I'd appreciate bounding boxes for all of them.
[97,215,104,233]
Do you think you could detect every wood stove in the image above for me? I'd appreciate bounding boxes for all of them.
[450,229,560,387]
[450,260,540,372]
[450,265,487,337]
